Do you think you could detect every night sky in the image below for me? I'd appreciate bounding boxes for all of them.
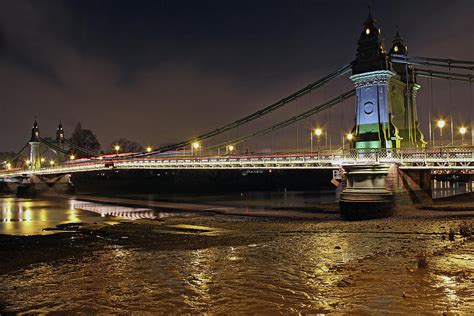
[0,0,472,152]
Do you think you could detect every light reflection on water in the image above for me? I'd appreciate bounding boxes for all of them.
[1,229,472,314]
[0,197,158,235]
[432,179,473,199]
[71,201,158,221]
[0,193,473,313]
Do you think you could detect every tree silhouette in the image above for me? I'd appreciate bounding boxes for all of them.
[70,123,101,157]
[109,138,143,153]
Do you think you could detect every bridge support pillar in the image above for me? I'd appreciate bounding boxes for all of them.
[386,166,432,206]
[16,174,75,197]
[339,164,394,220]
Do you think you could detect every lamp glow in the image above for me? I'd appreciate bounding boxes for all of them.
[315,128,322,137]
[192,142,200,149]
[347,133,354,141]
[70,155,75,160]
[437,120,445,129]
[146,146,152,153]
[460,126,467,145]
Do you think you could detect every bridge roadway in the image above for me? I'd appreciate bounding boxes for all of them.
[0,147,473,178]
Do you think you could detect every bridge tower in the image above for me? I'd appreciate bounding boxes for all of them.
[389,30,426,148]
[340,13,430,219]
[29,120,41,169]
[350,12,400,149]
[56,122,64,143]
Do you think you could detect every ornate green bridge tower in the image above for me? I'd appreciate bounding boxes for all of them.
[340,13,426,219]
[350,13,425,149]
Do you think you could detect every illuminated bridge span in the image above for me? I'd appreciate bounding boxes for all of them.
[0,147,472,178]
[1,12,473,218]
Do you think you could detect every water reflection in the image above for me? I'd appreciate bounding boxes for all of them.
[119,190,339,214]
[0,196,176,235]
[0,197,112,235]
[71,201,158,221]
[0,210,472,313]
[432,179,473,199]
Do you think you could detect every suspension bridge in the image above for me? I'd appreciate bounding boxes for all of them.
[0,13,472,218]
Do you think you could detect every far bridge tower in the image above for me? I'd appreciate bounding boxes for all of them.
[29,120,41,169]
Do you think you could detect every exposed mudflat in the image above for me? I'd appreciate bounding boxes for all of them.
[0,205,473,314]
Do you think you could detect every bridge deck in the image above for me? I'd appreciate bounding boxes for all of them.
[1,147,473,178]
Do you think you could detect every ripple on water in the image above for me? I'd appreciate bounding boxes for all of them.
[0,221,473,313]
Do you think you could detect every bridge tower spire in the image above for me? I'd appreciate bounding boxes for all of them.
[29,120,41,169]
[350,12,399,149]
[56,121,64,143]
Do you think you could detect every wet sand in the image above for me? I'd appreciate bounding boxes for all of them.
[0,201,473,314]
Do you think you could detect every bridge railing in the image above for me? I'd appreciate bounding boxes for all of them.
[342,146,474,165]
[0,146,472,177]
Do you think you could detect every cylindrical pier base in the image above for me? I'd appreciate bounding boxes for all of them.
[339,164,394,220]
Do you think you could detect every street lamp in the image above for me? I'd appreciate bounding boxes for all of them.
[227,145,234,154]
[437,119,446,146]
[146,146,152,153]
[191,142,200,155]
[310,128,323,153]
[70,155,75,160]
[346,132,354,150]
[6,162,11,170]
[459,126,467,145]
[49,160,55,167]
[114,145,121,155]
[315,128,322,153]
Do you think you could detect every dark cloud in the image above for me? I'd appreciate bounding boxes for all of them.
[0,0,472,152]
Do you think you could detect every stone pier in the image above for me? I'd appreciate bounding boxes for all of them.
[339,164,433,219]
[16,174,75,197]
[339,164,394,220]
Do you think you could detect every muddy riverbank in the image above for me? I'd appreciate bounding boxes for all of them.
[1,205,473,314]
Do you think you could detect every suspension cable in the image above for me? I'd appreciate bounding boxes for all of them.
[208,89,355,151]
[428,74,433,146]
[391,54,474,65]
[8,143,29,164]
[392,55,474,71]
[470,78,473,145]
[132,62,354,157]
[39,138,70,155]
[415,69,473,82]
[62,138,99,156]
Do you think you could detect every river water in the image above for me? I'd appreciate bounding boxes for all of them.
[0,190,473,313]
